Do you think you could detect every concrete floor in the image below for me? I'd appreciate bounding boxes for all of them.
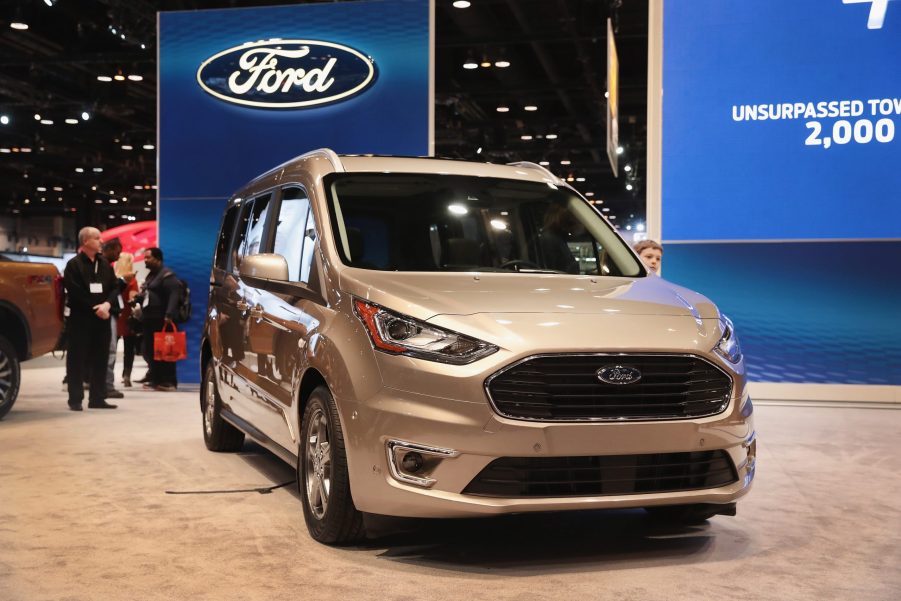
[2,356,900,601]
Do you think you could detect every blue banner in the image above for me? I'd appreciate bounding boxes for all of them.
[158,0,432,383]
[663,0,900,241]
[661,0,901,386]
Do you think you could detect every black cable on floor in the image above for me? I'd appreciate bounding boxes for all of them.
[165,480,295,495]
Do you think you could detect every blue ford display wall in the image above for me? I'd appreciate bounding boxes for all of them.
[656,0,900,397]
[158,0,433,384]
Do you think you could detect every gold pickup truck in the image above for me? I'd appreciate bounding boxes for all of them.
[0,257,63,419]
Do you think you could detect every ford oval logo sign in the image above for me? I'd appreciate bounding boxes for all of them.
[596,365,641,385]
[196,39,377,109]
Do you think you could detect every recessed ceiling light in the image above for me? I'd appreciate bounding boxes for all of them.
[0,148,10,153]
[560,159,571,165]
[463,61,478,70]
[93,167,103,172]
[496,106,509,112]
[140,44,146,50]
[134,185,143,190]
[127,75,143,82]
[40,119,53,125]
[81,111,90,120]
[37,187,47,192]
[609,215,617,220]
[625,184,633,191]
[521,135,533,140]
[97,76,112,82]
[65,118,78,124]
[453,0,471,7]
[495,60,510,68]
[585,192,594,197]
[34,114,41,120]
[624,164,632,172]
[109,199,119,204]
[480,60,491,68]
[539,161,550,166]
[94,199,103,204]
[121,145,133,150]
[10,22,28,31]
[576,177,585,182]
[616,146,624,155]
[566,176,574,182]
[602,208,610,212]
[113,74,125,81]
[75,168,84,173]
[143,144,154,150]
[524,105,538,111]
[53,186,62,191]
[0,115,8,125]
[545,134,558,140]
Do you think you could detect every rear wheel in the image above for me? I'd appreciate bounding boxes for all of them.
[0,334,20,420]
[299,385,364,544]
[201,362,245,452]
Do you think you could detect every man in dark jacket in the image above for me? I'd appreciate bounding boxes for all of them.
[64,227,120,410]
[136,247,181,391]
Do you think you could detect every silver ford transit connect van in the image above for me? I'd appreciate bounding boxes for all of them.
[200,149,756,544]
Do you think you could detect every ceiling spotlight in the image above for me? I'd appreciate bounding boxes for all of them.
[20,148,31,152]
[495,60,510,68]
[463,61,478,70]
[81,111,90,120]
[626,184,634,191]
[602,207,610,212]
[65,118,78,124]
[624,164,632,172]
[40,119,53,125]
[496,106,509,113]
[52,186,62,192]
[453,1,471,7]
[23,199,30,204]
[44,0,56,6]
[480,60,492,68]
[521,135,533,140]
[539,161,550,166]
[10,22,28,31]
[34,114,41,120]
[134,185,143,190]
[109,199,119,204]
[576,177,585,182]
[636,223,646,232]
[476,147,482,154]
[560,159,571,165]
[94,199,103,204]
[585,192,594,197]
[97,75,112,82]
[93,167,103,172]
[121,144,133,150]
[75,168,84,173]
[546,134,558,140]
[114,73,125,81]
[120,34,125,40]
[37,187,47,192]
[524,105,538,111]
[143,144,154,150]
[127,75,143,82]
[616,146,624,155]
[0,115,8,125]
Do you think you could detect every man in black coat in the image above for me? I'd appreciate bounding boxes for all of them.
[136,247,181,391]
[63,227,120,410]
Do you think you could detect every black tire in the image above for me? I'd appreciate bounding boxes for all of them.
[0,334,21,420]
[299,385,364,545]
[645,504,722,524]
[201,362,245,452]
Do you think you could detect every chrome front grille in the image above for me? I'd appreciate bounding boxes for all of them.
[485,354,732,421]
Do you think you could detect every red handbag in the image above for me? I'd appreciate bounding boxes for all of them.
[154,322,187,362]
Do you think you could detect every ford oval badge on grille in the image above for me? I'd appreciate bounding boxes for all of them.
[196,39,377,109]
[596,365,641,385]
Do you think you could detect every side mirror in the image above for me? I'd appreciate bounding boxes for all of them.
[239,253,288,282]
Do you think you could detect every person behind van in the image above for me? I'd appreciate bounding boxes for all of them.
[115,252,140,388]
[634,239,663,274]
[134,247,180,391]
[537,203,581,274]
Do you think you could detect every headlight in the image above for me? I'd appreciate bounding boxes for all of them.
[715,314,742,363]
[353,298,498,365]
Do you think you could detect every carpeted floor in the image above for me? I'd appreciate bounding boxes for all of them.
[1,358,899,601]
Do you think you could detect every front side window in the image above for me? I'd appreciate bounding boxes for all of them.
[325,173,642,276]
[232,193,272,274]
[215,203,240,270]
[273,186,314,283]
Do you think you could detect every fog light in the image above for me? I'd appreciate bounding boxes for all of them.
[402,452,424,473]
[386,440,460,488]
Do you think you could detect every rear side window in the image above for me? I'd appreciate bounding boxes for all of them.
[214,204,240,270]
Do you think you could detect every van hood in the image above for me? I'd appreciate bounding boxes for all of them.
[338,269,720,322]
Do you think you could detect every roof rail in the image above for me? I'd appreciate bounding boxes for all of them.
[303,148,346,173]
[506,161,559,182]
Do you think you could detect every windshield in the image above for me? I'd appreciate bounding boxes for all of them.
[325,173,644,276]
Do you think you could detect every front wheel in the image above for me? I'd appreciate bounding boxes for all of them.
[0,334,21,420]
[299,385,364,544]
[201,362,245,452]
